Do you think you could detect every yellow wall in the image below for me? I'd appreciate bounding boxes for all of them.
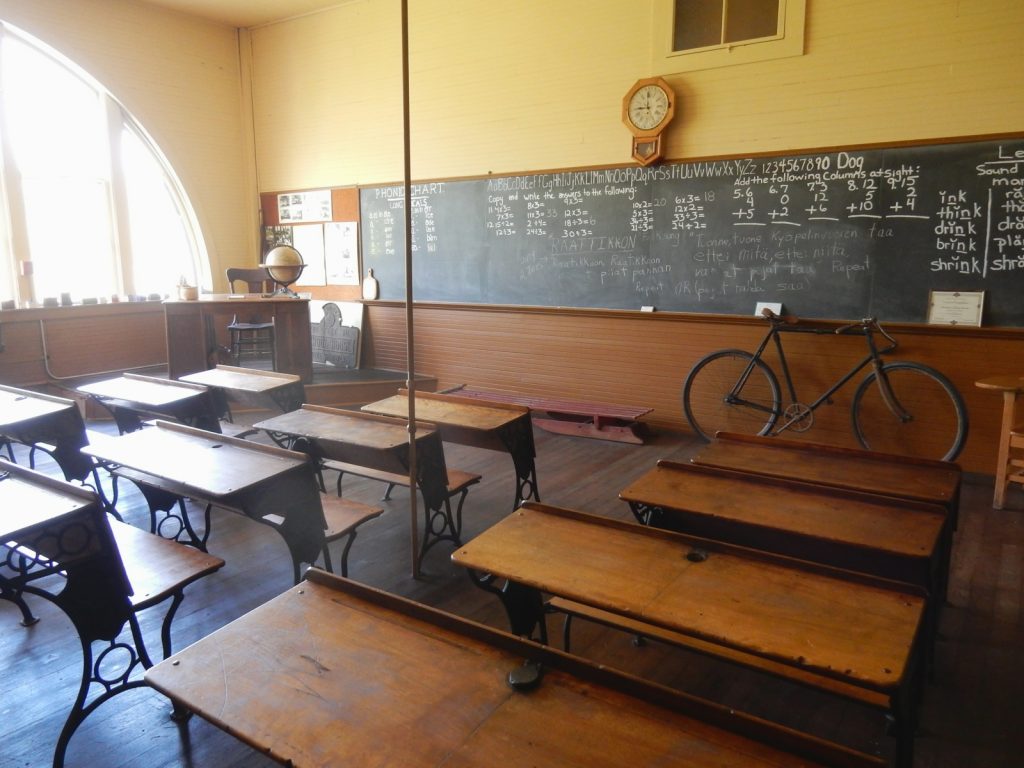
[243,0,1024,473]
[248,0,1024,189]
[0,0,259,289]
[5,1,1020,287]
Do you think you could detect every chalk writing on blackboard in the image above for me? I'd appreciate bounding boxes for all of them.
[360,138,1024,326]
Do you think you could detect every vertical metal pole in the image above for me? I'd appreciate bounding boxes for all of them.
[400,0,420,578]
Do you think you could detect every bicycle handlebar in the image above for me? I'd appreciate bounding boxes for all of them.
[760,308,899,352]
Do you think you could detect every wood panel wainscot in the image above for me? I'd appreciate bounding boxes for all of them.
[364,301,1024,475]
[0,302,167,386]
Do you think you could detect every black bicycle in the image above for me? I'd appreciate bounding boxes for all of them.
[681,309,968,461]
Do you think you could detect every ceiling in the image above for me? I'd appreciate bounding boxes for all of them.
[139,0,346,29]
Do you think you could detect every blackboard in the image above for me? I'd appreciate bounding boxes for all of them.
[359,137,1024,325]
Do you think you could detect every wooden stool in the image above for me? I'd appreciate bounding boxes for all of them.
[975,374,1024,509]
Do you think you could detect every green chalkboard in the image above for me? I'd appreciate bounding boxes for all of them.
[360,137,1024,325]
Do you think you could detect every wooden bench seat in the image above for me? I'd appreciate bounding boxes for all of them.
[450,386,651,444]
[322,458,480,502]
[548,596,891,711]
[110,518,225,608]
[261,495,383,577]
[109,518,225,658]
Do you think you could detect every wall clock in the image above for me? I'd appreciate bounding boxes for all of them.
[622,77,675,166]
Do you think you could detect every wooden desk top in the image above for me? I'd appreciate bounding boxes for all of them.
[0,460,96,540]
[364,390,528,432]
[453,503,924,693]
[622,460,945,559]
[975,374,1024,392]
[255,405,430,452]
[180,365,301,394]
[146,569,877,768]
[78,374,208,408]
[82,421,307,497]
[692,432,960,508]
[164,293,309,306]
[0,386,76,428]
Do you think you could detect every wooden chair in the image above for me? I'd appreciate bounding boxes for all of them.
[975,375,1024,508]
[225,267,275,367]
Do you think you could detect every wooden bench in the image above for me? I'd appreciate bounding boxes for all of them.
[261,495,383,578]
[322,457,480,565]
[548,597,891,710]
[449,385,651,444]
[108,517,226,658]
[323,458,480,503]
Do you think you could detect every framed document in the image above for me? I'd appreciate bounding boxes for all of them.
[927,290,984,326]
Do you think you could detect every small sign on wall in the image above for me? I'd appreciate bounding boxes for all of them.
[927,290,984,326]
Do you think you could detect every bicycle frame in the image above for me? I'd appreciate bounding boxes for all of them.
[730,319,908,435]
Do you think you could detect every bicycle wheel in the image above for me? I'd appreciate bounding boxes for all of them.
[851,361,968,462]
[682,349,781,441]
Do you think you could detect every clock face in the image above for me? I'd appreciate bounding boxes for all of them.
[628,85,670,131]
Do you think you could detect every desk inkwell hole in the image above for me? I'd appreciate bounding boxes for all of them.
[686,548,708,563]
[507,660,543,692]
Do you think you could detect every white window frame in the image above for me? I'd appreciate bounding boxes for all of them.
[0,22,207,306]
[652,0,806,74]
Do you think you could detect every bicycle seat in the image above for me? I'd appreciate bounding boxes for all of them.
[760,307,799,324]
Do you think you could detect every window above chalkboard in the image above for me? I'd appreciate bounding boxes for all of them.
[653,0,805,73]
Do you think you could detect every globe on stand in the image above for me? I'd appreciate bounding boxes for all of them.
[260,246,306,298]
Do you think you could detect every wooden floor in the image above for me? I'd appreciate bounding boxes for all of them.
[2,419,1022,767]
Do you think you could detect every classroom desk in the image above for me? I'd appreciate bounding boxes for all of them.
[0,384,95,483]
[692,431,962,528]
[620,459,950,601]
[363,390,538,509]
[164,293,313,383]
[0,460,224,768]
[180,364,305,417]
[145,568,884,768]
[254,405,475,562]
[78,373,221,433]
[82,420,326,579]
[452,502,926,768]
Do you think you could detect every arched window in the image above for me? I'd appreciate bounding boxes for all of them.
[0,22,206,306]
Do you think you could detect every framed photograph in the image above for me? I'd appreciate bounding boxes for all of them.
[927,290,984,327]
